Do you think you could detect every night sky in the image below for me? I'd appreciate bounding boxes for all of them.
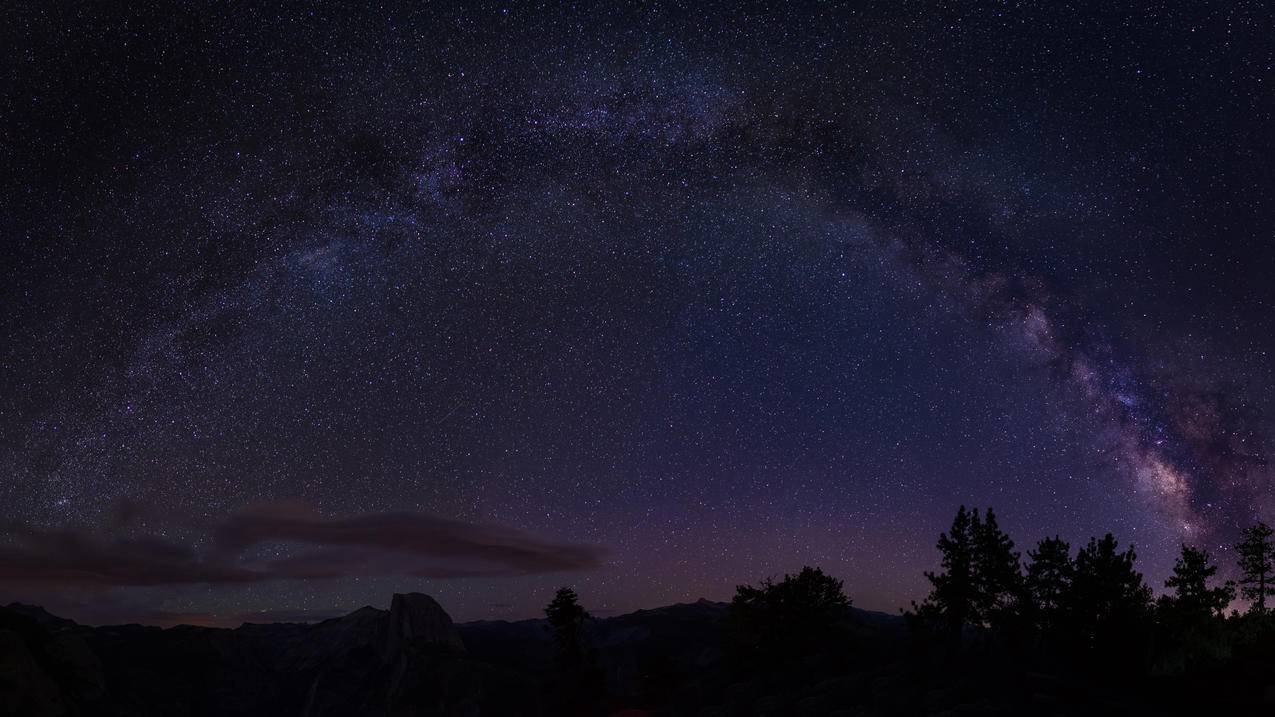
[3,2,1272,626]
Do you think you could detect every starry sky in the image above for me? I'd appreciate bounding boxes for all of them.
[2,1,1273,626]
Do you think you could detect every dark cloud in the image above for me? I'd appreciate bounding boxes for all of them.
[216,502,607,578]
[0,524,262,590]
[0,504,605,596]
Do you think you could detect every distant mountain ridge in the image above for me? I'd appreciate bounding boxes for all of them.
[0,593,530,716]
[0,595,906,716]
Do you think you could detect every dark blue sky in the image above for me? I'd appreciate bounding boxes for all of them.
[2,1,1272,625]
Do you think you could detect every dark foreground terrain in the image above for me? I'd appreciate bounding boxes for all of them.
[1,593,1272,716]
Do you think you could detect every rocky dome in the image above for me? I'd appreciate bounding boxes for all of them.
[384,592,465,656]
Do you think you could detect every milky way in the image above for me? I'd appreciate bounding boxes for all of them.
[2,2,1272,624]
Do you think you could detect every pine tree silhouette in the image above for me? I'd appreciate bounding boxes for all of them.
[1164,544,1234,618]
[729,566,851,673]
[971,507,1024,631]
[1235,522,1275,614]
[910,505,1024,643]
[543,587,604,714]
[1065,533,1152,665]
[911,505,978,639]
[545,586,590,668]
[1025,536,1073,637]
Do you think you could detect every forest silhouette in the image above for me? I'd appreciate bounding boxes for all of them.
[537,507,1275,715]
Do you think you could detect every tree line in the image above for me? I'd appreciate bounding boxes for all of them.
[540,507,1275,710]
[898,507,1275,675]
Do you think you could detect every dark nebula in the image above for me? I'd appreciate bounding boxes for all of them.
[2,2,1272,624]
